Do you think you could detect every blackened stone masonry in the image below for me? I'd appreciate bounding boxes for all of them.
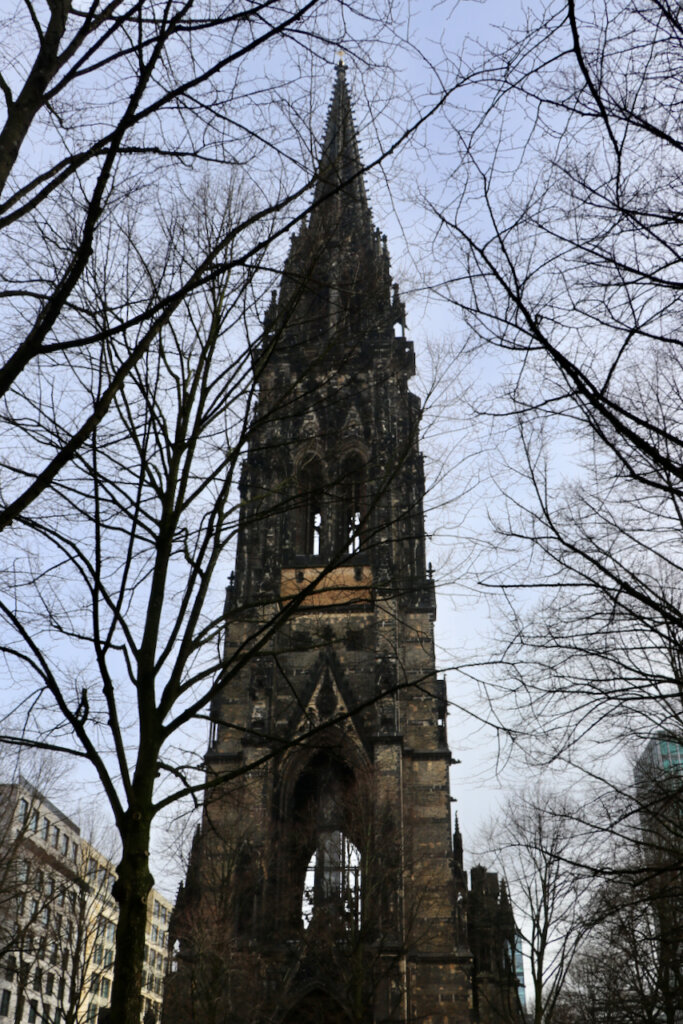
[164,63,522,1024]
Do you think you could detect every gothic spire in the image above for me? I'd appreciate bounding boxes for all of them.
[265,60,403,348]
[311,59,368,218]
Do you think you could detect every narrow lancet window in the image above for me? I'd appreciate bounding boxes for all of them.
[312,510,322,556]
[340,454,365,555]
[298,457,324,556]
[348,510,361,554]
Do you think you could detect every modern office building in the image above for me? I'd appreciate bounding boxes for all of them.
[634,733,683,1024]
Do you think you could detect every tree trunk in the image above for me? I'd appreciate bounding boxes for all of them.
[110,798,155,1024]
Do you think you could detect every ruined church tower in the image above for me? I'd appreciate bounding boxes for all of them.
[165,63,516,1024]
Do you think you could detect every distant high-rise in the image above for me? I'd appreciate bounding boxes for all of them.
[635,733,683,1024]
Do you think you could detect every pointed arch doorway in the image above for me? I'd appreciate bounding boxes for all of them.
[282,989,352,1024]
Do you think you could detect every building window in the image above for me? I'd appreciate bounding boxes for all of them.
[302,831,361,931]
[339,454,365,554]
[312,511,322,554]
[18,799,29,825]
[0,990,9,1016]
[30,809,39,833]
[100,977,110,1000]
[298,457,325,556]
[51,825,59,848]
[41,817,49,841]
[61,834,69,857]
[45,974,54,997]
[28,1001,37,1024]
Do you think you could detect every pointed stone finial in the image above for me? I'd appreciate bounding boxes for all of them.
[263,289,278,332]
[393,282,409,333]
[452,813,464,871]
[312,57,368,214]
[275,65,405,347]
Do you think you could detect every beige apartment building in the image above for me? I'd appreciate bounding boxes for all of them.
[80,845,172,1024]
[0,780,172,1023]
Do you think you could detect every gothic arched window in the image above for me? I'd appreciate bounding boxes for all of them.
[302,831,361,931]
[297,457,324,556]
[290,753,363,935]
[339,453,366,555]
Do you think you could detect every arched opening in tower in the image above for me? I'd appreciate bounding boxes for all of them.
[289,751,364,935]
[282,988,352,1024]
[297,456,325,556]
[302,829,361,930]
[339,453,366,555]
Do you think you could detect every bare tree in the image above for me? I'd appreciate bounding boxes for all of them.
[0,3,483,1015]
[553,787,682,1024]
[0,0,436,533]
[425,0,683,780]
[478,787,597,1024]
[420,19,683,1024]
[0,59,460,1024]
[555,880,677,1024]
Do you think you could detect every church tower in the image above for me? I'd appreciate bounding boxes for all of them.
[165,64,513,1024]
